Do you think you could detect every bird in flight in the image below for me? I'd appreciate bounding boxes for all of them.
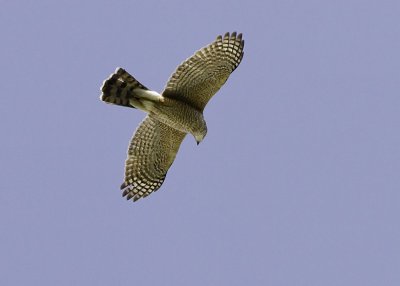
[100,32,244,202]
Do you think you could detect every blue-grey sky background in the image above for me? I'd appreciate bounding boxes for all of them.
[1,0,399,285]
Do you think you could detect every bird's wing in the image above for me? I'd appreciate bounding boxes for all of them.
[162,32,244,111]
[120,115,186,202]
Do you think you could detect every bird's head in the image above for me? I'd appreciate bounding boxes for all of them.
[192,124,207,145]
[190,113,207,145]
[194,131,207,145]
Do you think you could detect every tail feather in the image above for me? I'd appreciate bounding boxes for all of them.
[100,68,149,108]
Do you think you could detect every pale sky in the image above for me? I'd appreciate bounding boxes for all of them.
[1,0,399,285]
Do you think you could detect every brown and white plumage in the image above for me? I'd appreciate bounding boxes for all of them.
[120,116,186,201]
[100,32,244,202]
[164,32,244,111]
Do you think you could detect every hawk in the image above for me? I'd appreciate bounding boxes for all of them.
[100,32,244,202]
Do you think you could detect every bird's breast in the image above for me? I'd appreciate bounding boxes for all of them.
[151,99,204,134]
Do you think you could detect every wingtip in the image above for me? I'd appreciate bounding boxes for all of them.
[122,189,129,197]
[220,32,243,41]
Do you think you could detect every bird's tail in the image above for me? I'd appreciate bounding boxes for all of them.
[100,68,153,109]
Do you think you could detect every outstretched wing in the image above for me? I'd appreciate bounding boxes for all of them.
[162,32,244,111]
[120,115,186,202]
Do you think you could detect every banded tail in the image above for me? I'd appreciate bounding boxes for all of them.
[100,68,151,108]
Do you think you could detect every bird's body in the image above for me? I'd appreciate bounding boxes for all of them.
[100,32,244,202]
[151,97,206,137]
